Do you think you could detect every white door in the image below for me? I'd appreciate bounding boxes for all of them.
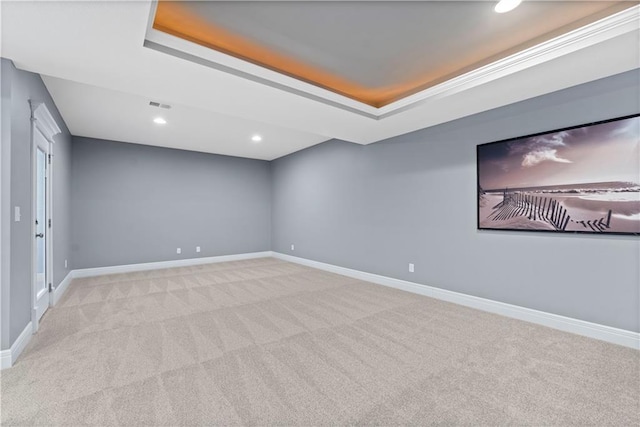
[33,129,50,322]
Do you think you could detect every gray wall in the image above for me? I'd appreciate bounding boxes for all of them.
[271,70,640,333]
[0,59,73,349]
[70,137,272,269]
[1,59,13,350]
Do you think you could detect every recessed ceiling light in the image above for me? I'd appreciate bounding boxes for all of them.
[494,0,522,13]
[153,117,167,125]
[251,135,262,142]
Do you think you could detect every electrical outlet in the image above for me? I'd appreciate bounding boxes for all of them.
[409,263,415,273]
[291,244,295,251]
[196,246,201,253]
[177,248,181,254]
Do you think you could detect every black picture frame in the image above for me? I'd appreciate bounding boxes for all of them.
[477,114,640,236]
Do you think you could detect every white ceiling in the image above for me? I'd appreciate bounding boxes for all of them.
[42,77,329,160]
[1,1,639,160]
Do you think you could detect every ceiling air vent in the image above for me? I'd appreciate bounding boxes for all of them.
[149,101,171,109]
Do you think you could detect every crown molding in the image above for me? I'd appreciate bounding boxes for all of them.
[30,101,62,142]
[378,4,640,118]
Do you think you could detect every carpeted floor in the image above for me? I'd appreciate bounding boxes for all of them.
[0,257,638,426]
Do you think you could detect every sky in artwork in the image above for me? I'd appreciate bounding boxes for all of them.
[478,116,640,190]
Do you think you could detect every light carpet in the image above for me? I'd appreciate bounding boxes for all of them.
[0,257,638,425]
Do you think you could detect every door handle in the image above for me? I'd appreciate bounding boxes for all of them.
[35,233,44,238]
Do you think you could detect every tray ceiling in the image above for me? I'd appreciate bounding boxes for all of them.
[152,1,635,107]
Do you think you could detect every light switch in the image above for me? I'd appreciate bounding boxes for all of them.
[14,206,21,222]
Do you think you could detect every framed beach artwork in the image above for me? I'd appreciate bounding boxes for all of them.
[477,114,640,236]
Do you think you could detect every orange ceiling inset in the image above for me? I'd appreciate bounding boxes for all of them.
[153,1,636,108]
[153,1,452,107]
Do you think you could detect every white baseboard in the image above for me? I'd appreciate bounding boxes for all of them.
[272,252,640,350]
[0,321,33,370]
[72,251,274,278]
[0,348,9,369]
[51,271,74,306]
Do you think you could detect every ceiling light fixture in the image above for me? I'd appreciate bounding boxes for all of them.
[251,135,262,142]
[153,117,167,125]
[494,0,522,13]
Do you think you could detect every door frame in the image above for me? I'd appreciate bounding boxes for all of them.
[29,101,61,333]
